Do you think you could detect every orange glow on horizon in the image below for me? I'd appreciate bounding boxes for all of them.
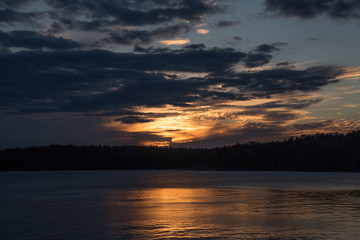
[103,65,360,146]
[104,99,312,146]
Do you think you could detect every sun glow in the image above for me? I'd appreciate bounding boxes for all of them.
[105,97,312,146]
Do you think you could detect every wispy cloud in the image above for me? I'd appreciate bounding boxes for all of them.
[340,66,360,80]
[196,29,210,34]
[1,0,359,148]
[343,104,360,108]
[158,38,190,45]
[264,0,360,20]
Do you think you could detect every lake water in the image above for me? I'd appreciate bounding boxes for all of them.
[1,170,360,240]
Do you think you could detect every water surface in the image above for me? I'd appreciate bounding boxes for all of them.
[1,170,360,239]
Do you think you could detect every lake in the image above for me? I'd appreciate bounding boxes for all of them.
[1,170,360,240]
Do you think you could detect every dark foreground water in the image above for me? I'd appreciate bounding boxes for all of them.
[1,170,360,240]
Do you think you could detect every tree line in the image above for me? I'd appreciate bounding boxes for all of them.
[1,130,360,171]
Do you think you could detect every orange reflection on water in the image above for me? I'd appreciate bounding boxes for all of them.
[104,186,360,240]
[104,187,278,239]
[105,188,220,239]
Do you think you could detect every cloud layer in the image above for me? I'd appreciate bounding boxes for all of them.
[1,0,358,147]
[264,0,360,20]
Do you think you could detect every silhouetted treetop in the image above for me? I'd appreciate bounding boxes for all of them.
[1,130,359,171]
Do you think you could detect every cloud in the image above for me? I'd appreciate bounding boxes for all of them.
[243,53,273,68]
[99,24,191,46]
[196,29,210,34]
[1,0,357,148]
[209,66,343,98]
[0,0,222,47]
[0,42,344,118]
[0,8,40,24]
[243,43,287,68]
[254,44,280,53]
[183,44,207,50]
[0,30,82,50]
[114,116,154,124]
[246,98,324,110]
[0,0,35,8]
[264,0,360,20]
[290,119,360,134]
[233,36,243,41]
[215,20,240,28]
[0,45,246,115]
[343,104,360,108]
[41,0,221,32]
[158,38,191,46]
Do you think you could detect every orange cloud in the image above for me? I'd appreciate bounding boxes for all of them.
[343,104,360,108]
[340,66,360,79]
[104,97,314,146]
[158,38,190,46]
[196,29,210,34]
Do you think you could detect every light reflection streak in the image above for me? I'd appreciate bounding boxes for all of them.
[104,187,360,239]
[104,188,273,239]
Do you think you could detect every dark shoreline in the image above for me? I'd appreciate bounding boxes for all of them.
[1,131,360,172]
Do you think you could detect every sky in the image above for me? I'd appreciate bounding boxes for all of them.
[1,0,360,148]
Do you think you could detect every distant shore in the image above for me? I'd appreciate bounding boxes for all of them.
[1,131,360,172]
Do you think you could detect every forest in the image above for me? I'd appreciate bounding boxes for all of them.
[1,130,360,171]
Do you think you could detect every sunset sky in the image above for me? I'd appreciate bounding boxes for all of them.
[1,0,360,148]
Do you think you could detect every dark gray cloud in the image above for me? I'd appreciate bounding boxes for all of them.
[209,66,343,100]
[291,120,335,131]
[1,0,221,46]
[254,44,280,53]
[244,53,273,68]
[248,98,324,110]
[0,44,343,116]
[243,43,286,68]
[0,30,82,49]
[233,36,243,41]
[0,8,40,24]
[98,24,191,46]
[0,0,354,148]
[0,46,247,73]
[0,46,245,114]
[276,61,293,68]
[43,0,220,32]
[215,20,240,28]
[264,0,360,20]
[114,116,154,124]
[0,0,35,7]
